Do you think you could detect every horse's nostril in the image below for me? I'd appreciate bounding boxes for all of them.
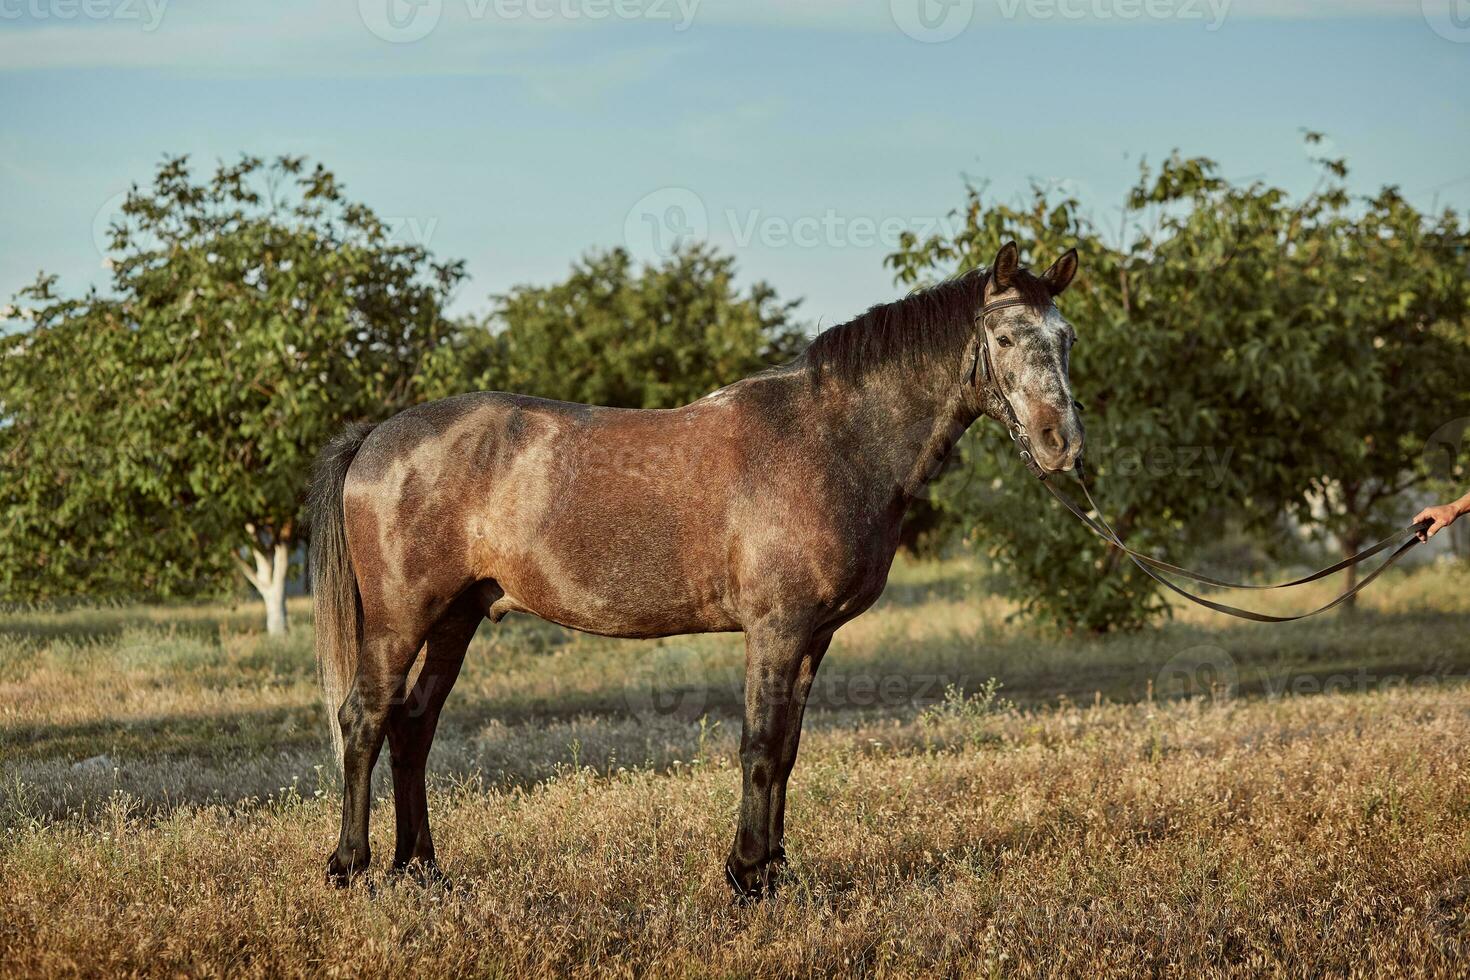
[1040,428,1067,454]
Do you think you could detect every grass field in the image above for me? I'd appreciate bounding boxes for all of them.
[3,558,1470,976]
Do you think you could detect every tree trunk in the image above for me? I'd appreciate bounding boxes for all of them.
[243,540,291,636]
[1337,484,1363,618]
[1340,531,1361,616]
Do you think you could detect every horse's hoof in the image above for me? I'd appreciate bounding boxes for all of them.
[391,859,453,891]
[764,848,789,894]
[725,861,764,904]
[326,848,369,888]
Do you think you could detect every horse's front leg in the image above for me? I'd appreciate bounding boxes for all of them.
[725,620,810,901]
[765,631,832,882]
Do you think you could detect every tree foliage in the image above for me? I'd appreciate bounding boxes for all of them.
[1,155,463,630]
[888,138,1470,631]
[422,244,806,408]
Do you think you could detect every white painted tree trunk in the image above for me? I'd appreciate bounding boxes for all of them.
[242,540,291,636]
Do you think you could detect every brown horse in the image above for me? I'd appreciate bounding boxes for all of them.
[308,241,1083,899]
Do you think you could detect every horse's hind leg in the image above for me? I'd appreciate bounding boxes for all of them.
[327,623,426,886]
[385,601,479,883]
[726,621,810,901]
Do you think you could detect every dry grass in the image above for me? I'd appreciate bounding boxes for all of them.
[2,559,1469,977]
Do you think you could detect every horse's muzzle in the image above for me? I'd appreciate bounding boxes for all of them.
[1030,415,1084,473]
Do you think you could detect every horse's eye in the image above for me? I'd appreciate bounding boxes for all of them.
[996,336,1014,349]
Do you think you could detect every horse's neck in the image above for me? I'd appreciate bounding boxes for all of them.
[893,379,985,500]
[816,345,986,503]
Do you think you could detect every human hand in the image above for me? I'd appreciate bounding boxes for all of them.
[1413,503,1462,541]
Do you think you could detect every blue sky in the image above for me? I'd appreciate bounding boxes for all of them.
[2,0,1468,328]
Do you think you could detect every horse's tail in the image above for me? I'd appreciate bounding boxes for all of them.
[308,422,376,763]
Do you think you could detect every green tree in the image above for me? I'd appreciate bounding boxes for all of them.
[1,155,463,632]
[1281,160,1470,597]
[888,140,1470,631]
[424,244,806,408]
[1,283,228,601]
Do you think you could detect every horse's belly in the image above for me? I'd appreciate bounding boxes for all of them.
[493,559,738,638]
[481,501,739,638]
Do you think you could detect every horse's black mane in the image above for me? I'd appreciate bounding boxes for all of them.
[804,265,1054,385]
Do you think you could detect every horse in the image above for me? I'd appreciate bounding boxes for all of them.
[307,240,1084,899]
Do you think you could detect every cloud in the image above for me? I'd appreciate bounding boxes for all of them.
[0,4,541,77]
[0,0,1444,77]
[708,0,1452,30]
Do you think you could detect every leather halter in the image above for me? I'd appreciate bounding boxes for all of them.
[968,281,1431,622]
[970,292,1046,478]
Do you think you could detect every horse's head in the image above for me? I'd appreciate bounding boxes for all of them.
[978,241,1084,474]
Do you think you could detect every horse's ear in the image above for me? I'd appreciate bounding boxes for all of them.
[1042,248,1078,296]
[992,241,1020,290]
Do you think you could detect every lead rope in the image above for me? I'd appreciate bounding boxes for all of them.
[1043,469,1428,623]
[972,287,1430,623]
